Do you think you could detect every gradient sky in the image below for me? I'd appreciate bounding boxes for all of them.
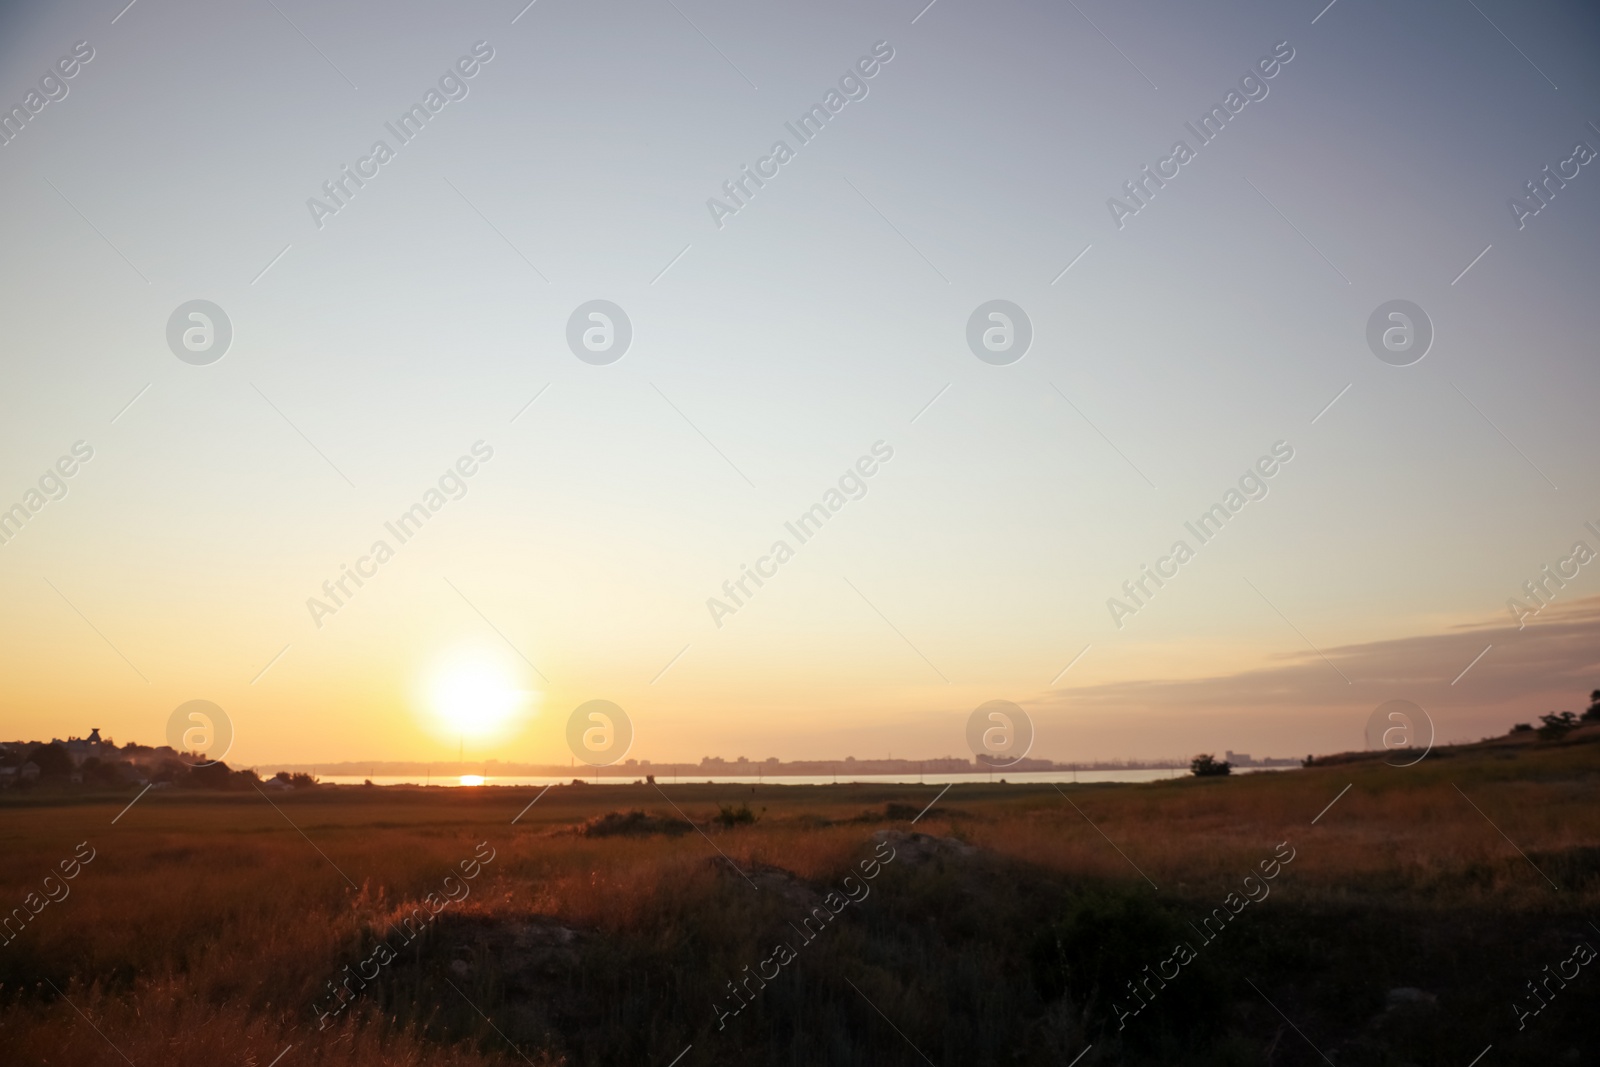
[2,0,1599,766]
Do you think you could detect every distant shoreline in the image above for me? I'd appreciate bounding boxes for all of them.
[255,757,1300,778]
[312,767,1298,788]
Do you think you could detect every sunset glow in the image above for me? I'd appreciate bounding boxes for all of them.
[421,647,534,745]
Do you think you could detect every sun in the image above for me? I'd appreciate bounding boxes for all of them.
[423,646,536,743]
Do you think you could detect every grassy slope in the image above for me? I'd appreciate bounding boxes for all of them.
[0,735,1595,1065]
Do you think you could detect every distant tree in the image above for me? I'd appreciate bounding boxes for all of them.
[79,757,124,787]
[1190,753,1231,777]
[26,743,75,779]
[1538,711,1579,740]
[189,760,234,789]
[1583,690,1600,723]
[1511,723,1534,734]
[272,770,319,788]
[150,761,185,784]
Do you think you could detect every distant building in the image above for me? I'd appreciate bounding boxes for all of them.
[59,729,104,767]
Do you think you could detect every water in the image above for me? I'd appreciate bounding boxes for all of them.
[310,767,1284,788]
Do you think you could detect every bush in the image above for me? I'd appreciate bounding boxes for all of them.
[580,810,690,838]
[1189,754,1231,777]
[713,802,757,828]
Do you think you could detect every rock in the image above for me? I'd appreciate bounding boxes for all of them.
[1384,987,1437,1011]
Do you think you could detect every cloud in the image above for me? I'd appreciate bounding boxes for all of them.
[1039,596,1600,719]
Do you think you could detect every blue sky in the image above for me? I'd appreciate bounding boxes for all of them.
[1,0,1598,764]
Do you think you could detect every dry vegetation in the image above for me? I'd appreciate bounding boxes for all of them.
[1,735,1596,1065]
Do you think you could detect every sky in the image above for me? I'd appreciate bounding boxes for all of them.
[1,0,1599,767]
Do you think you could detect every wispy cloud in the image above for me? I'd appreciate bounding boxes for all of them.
[1037,597,1600,716]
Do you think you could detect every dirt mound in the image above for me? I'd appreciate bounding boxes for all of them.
[432,915,593,1049]
[871,828,978,865]
[448,916,585,977]
[700,858,823,907]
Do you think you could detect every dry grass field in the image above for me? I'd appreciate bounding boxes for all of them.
[1,735,1596,1065]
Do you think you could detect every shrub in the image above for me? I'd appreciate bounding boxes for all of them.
[1189,754,1231,777]
[580,810,689,837]
[713,802,757,828]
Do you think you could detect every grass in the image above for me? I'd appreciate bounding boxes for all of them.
[0,737,1596,1065]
